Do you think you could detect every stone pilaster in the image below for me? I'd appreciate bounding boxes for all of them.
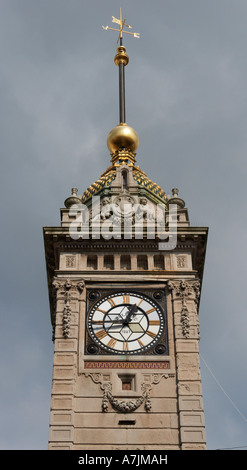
[48,278,85,450]
[168,279,206,450]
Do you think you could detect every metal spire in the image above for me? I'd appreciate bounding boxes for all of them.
[102,8,140,124]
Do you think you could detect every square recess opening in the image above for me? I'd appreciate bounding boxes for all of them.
[118,374,136,391]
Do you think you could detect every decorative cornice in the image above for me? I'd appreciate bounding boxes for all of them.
[43,227,208,327]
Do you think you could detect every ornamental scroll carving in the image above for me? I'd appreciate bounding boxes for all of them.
[85,372,174,414]
[52,278,85,339]
[167,280,200,339]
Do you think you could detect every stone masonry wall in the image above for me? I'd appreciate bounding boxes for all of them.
[48,272,206,450]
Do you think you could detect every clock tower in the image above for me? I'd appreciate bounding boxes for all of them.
[44,12,208,451]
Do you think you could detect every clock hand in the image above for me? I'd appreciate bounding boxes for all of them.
[104,305,130,324]
[104,313,127,331]
[104,305,138,329]
[123,304,138,325]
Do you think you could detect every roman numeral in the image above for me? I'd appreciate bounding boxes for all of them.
[149,320,160,325]
[107,338,117,348]
[123,295,130,304]
[146,330,156,338]
[123,341,129,351]
[92,320,103,325]
[96,308,106,314]
[138,339,145,347]
[137,299,143,306]
[108,298,116,307]
[146,307,156,314]
[95,329,108,340]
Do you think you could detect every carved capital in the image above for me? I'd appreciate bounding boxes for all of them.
[52,277,85,299]
[167,279,200,302]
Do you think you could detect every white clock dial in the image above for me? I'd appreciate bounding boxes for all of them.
[87,291,165,355]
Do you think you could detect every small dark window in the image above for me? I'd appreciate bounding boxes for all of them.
[122,170,128,189]
[104,255,114,270]
[121,254,131,270]
[154,255,164,270]
[87,255,97,270]
[137,255,148,270]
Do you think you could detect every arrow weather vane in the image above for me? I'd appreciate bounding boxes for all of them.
[102,8,140,44]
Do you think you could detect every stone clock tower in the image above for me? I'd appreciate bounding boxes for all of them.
[43,12,208,451]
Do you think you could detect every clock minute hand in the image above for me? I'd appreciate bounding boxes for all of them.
[123,304,138,325]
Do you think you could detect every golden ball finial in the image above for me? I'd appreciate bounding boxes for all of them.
[114,46,129,67]
[107,123,139,154]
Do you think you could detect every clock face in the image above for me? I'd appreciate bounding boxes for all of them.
[87,291,165,355]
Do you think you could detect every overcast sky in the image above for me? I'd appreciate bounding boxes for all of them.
[1,0,247,450]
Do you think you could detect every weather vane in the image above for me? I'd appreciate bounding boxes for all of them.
[102,9,140,125]
[102,8,140,44]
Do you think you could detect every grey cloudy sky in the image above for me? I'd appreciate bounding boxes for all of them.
[0,0,247,450]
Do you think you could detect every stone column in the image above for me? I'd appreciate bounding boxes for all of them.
[114,254,121,270]
[168,280,206,450]
[131,253,137,270]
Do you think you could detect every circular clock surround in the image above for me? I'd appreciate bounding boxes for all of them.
[87,291,165,355]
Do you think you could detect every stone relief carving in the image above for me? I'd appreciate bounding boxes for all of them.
[89,193,166,229]
[180,304,190,338]
[65,255,76,268]
[167,280,200,339]
[52,278,85,339]
[176,255,186,268]
[85,372,174,414]
[102,383,150,413]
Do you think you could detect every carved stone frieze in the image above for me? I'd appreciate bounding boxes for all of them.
[167,280,200,339]
[89,192,166,229]
[52,277,85,339]
[85,372,174,414]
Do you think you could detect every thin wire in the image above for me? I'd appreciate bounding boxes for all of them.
[200,353,247,424]
[217,445,247,450]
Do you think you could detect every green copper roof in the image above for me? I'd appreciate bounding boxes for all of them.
[81,168,116,204]
[81,166,168,205]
